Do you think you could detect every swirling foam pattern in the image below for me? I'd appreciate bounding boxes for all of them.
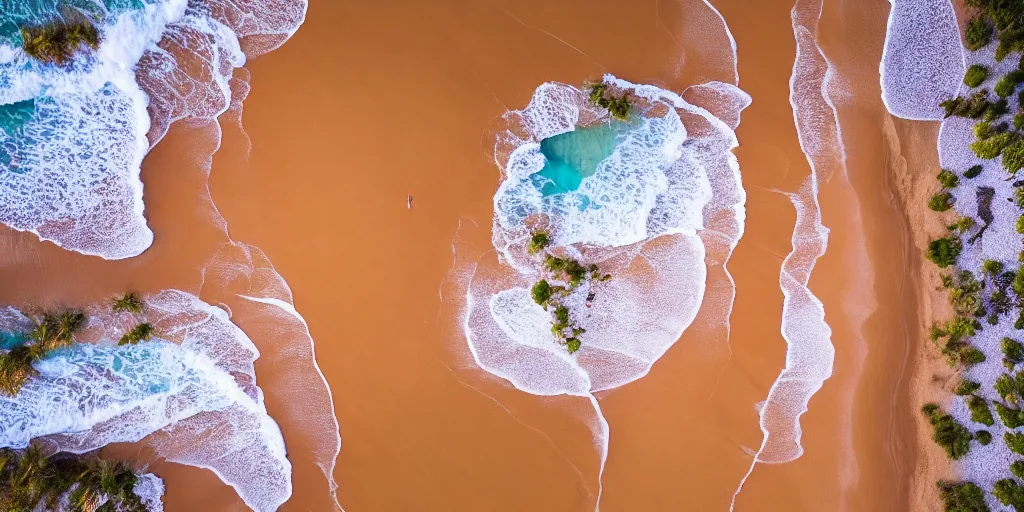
[0,0,306,258]
[0,290,292,512]
[879,0,965,120]
[472,74,750,396]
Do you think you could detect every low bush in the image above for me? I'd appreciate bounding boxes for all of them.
[938,169,961,188]
[968,395,996,426]
[965,164,984,178]
[924,406,974,459]
[929,192,955,212]
[976,430,993,445]
[954,379,981,396]
[965,64,990,87]
[937,480,989,512]
[966,15,994,51]
[994,478,1024,510]
[927,237,963,268]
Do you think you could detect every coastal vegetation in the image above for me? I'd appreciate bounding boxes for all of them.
[925,3,1024,509]
[526,229,611,354]
[938,480,990,512]
[584,81,633,121]
[0,445,153,511]
[118,323,154,346]
[112,293,144,314]
[0,310,85,395]
[20,19,100,65]
[965,64,990,88]
[922,404,974,460]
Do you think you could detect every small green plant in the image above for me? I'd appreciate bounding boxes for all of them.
[967,395,995,426]
[20,20,101,65]
[111,292,144,314]
[976,430,992,445]
[994,478,1024,509]
[964,64,990,87]
[1008,431,1024,455]
[937,480,989,512]
[983,259,1005,275]
[954,379,981,396]
[996,401,1024,429]
[997,73,1021,97]
[527,230,551,255]
[941,90,994,119]
[964,165,984,178]
[948,217,976,234]
[996,372,1024,405]
[971,131,1017,159]
[1013,460,1024,480]
[938,169,960,188]
[117,323,154,346]
[1005,337,1024,368]
[1005,140,1024,173]
[927,237,962,268]
[923,406,973,459]
[531,280,553,307]
[966,15,994,51]
[929,192,954,212]
[584,80,633,121]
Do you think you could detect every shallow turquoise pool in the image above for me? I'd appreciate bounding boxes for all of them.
[531,122,624,196]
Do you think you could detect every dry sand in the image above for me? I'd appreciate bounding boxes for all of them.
[0,0,936,510]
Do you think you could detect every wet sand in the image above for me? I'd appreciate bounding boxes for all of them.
[0,0,927,510]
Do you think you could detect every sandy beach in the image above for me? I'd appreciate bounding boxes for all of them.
[0,0,950,510]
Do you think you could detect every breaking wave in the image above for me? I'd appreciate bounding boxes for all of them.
[0,289,291,511]
[0,0,306,258]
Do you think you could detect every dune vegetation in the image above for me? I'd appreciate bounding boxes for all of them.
[0,310,85,396]
[0,445,154,511]
[526,230,612,354]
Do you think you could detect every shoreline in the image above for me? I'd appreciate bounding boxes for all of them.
[885,116,959,511]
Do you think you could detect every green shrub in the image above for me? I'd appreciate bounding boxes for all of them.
[965,65,990,87]
[955,379,982,395]
[20,20,101,65]
[949,217,977,234]
[117,323,153,346]
[961,347,987,367]
[1005,140,1024,174]
[927,237,962,268]
[984,260,1005,275]
[971,131,1017,159]
[1005,337,1024,367]
[1008,431,1024,455]
[997,73,1022,97]
[929,192,955,212]
[968,395,995,426]
[566,338,581,354]
[976,430,993,445]
[937,480,990,512]
[986,98,1010,120]
[994,478,1024,509]
[938,169,961,188]
[531,280,552,306]
[965,165,984,179]
[997,401,1024,429]
[967,15,994,51]
[527,230,550,255]
[942,90,993,118]
[1013,460,1024,480]
[922,403,940,416]
[926,408,974,459]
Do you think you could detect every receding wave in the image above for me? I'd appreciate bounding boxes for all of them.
[732,0,840,506]
[0,289,291,511]
[879,0,965,120]
[453,72,748,509]
[0,0,306,258]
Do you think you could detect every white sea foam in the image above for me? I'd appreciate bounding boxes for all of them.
[879,0,965,120]
[461,72,749,510]
[0,289,291,511]
[733,0,839,506]
[0,0,307,259]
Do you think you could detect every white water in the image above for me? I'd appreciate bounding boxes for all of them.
[0,290,291,511]
[879,0,965,120]
[0,0,307,258]
[732,0,839,506]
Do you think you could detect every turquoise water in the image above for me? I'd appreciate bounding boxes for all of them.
[0,100,36,137]
[531,122,623,196]
[0,331,27,349]
[0,0,145,44]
